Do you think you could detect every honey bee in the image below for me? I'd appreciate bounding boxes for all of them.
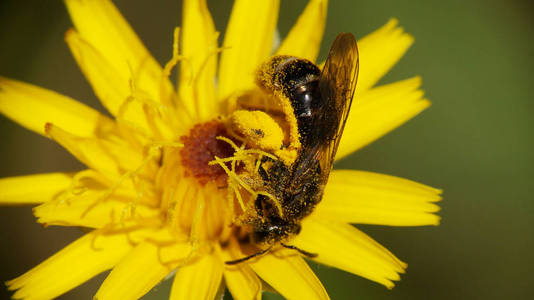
[227,33,359,264]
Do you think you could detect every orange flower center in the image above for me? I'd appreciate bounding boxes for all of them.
[179,120,235,185]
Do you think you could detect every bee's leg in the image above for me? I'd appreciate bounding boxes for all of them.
[280,243,318,258]
[255,194,271,218]
[225,246,273,265]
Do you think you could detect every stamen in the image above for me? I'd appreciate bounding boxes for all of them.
[159,27,196,129]
[90,218,162,251]
[215,136,240,151]
[254,155,263,173]
[192,35,225,91]
[67,170,98,196]
[211,156,255,195]
[208,156,240,164]
[156,193,209,268]
[215,136,278,161]
[225,182,236,217]
[50,171,97,208]
[81,144,167,218]
[210,135,285,216]
[149,141,184,149]
[192,34,225,118]
[239,149,278,160]
[189,192,203,243]
[210,155,283,217]
[115,94,150,138]
[231,182,246,212]
[257,191,284,217]
[162,27,192,88]
[234,143,245,173]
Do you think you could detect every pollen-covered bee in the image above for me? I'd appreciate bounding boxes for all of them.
[226,33,359,264]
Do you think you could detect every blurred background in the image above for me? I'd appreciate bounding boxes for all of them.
[1,0,533,299]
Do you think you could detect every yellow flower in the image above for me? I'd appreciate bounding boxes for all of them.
[0,0,441,299]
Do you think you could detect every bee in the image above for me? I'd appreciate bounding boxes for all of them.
[227,33,359,264]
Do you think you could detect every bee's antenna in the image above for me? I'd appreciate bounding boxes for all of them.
[280,243,318,258]
[225,246,273,265]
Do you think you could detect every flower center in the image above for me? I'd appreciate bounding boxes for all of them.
[155,120,237,243]
[179,120,235,185]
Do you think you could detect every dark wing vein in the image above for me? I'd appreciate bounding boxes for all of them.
[317,32,359,178]
[288,33,358,199]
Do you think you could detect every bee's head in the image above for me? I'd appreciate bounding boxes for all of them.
[252,217,301,245]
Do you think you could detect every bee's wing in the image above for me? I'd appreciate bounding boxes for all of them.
[288,33,358,196]
[317,32,359,176]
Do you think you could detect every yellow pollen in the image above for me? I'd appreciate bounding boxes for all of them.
[228,110,284,151]
[209,154,284,218]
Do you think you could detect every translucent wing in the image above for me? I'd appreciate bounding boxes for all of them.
[289,33,358,197]
[315,32,359,178]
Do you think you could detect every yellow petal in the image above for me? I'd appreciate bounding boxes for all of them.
[222,241,262,300]
[169,252,223,300]
[337,77,430,159]
[45,124,145,180]
[63,0,173,106]
[316,170,442,226]
[224,268,262,300]
[293,218,406,289]
[65,28,128,116]
[0,76,113,137]
[275,0,327,62]
[7,230,135,300]
[178,0,219,121]
[95,240,191,300]
[250,252,329,300]
[0,173,73,205]
[65,30,174,140]
[34,189,160,228]
[357,18,414,93]
[218,0,280,100]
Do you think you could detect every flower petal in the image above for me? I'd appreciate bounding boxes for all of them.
[275,0,327,62]
[169,251,223,300]
[95,239,191,300]
[33,189,160,228]
[65,29,129,116]
[218,0,280,100]
[293,218,406,289]
[178,0,219,121]
[337,77,430,159]
[224,267,262,300]
[357,18,414,93]
[7,230,135,300]
[316,170,441,226]
[65,30,174,140]
[45,124,145,180]
[0,173,73,205]
[222,241,262,300]
[250,252,329,300]
[63,0,173,106]
[0,76,113,137]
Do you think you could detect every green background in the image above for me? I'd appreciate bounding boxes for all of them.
[1,0,533,299]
